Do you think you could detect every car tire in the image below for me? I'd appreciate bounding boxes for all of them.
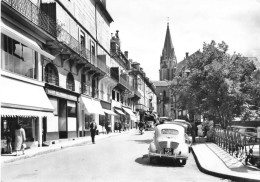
[179,159,186,166]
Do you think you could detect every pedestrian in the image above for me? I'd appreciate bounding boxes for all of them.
[14,123,26,156]
[118,122,122,133]
[90,120,97,144]
[105,121,109,134]
[108,121,112,134]
[6,128,12,154]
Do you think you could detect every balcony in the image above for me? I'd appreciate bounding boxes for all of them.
[2,0,57,37]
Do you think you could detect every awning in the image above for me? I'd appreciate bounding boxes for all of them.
[1,21,55,60]
[114,108,125,115]
[1,108,54,117]
[1,76,54,117]
[103,109,118,116]
[81,97,104,115]
[122,107,135,117]
[92,100,105,115]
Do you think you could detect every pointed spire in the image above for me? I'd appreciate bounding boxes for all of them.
[162,21,175,60]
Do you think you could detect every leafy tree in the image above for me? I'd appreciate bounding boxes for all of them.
[174,41,259,127]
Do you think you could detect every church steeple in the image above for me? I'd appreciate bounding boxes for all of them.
[159,21,177,81]
[162,22,176,60]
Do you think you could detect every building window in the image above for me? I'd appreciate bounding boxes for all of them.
[80,31,86,58]
[1,34,37,79]
[45,63,59,86]
[112,90,115,100]
[66,73,75,91]
[91,41,95,63]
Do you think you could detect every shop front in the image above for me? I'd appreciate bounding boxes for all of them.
[81,96,105,136]
[100,101,116,133]
[45,84,79,141]
[1,73,54,152]
[122,107,137,129]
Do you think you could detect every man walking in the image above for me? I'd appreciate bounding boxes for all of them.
[90,120,97,144]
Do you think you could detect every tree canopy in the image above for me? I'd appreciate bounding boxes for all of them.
[173,41,260,127]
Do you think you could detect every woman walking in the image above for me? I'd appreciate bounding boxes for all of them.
[14,123,26,156]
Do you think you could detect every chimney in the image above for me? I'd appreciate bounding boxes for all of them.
[124,51,128,58]
[186,52,189,58]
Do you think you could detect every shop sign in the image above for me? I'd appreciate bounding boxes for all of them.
[46,88,77,101]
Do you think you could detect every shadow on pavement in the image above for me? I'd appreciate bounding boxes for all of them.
[130,139,153,144]
[135,154,184,168]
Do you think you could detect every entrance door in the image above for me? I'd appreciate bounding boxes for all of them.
[42,117,47,142]
[58,99,68,138]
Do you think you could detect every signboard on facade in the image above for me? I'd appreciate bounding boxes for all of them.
[45,88,77,101]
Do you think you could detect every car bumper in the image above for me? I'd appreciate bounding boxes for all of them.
[149,152,188,160]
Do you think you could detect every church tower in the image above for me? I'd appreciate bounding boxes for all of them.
[159,22,177,81]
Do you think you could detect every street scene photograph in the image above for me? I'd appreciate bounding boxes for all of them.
[1,0,260,181]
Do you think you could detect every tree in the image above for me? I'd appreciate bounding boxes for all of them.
[175,41,259,127]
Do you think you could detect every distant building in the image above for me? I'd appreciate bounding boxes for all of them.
[159,22,177,81]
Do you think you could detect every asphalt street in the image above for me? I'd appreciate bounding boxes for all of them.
[1,130,231,182]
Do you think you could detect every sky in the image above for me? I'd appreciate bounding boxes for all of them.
[107,0,260,81]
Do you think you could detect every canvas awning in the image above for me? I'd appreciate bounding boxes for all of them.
[81,97,104,115]
[122,107,137,120]
[103,109,118,116]
[1,75,54,117]
[114,108,125,115]
[1,20,55,60]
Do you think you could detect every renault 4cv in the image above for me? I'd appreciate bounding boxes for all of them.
[148,123,191,166]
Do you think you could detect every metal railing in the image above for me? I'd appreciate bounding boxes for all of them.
[3,0,57,37]
[214,128,260,168]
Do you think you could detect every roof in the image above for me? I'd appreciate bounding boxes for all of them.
[155,123,185,132]
[161,23,176,60]
[152,80,170,87]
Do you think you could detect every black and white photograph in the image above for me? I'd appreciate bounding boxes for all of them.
[1,0,260,181]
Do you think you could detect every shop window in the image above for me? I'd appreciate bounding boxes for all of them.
[66,72,75,91]
[49,97,58,115]
[1,34,37,79]
[45,63,59,86]
[67,101,76,117]
[18,117,37,142]
[85,114,92,130]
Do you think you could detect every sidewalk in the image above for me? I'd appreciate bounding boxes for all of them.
[1,130,130,164]
[192,141,260,182]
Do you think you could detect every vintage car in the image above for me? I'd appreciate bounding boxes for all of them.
[148,123,191,166]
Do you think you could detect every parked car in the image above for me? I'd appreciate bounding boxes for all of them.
[159,117,172,124]
[238,127,257,137]
[148,123,191,166]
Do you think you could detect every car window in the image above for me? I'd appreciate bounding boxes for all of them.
[161,129,179,135]
[246,128,256,132]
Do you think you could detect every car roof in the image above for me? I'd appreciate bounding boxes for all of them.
[156,123,185,132]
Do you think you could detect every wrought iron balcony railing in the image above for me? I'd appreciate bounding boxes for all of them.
[2,0,57,37]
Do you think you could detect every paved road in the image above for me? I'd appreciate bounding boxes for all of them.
[1,130,230,182]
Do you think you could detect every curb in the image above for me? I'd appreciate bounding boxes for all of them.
[191,147,259,182]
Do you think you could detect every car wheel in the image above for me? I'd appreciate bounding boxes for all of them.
[179,159,186,166]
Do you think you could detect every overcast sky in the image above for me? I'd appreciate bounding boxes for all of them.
[107,0,260,81]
